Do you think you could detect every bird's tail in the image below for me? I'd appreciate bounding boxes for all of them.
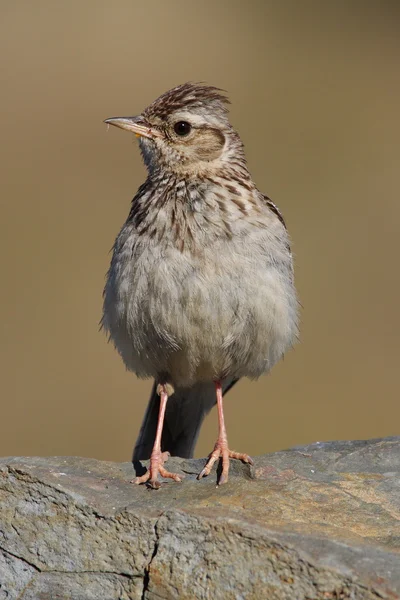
[133,378,238,460]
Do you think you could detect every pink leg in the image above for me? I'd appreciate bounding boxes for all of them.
[133,384,183,489]
[198,381,253,485]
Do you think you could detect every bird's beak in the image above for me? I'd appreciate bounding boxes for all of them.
[104,116,159,139]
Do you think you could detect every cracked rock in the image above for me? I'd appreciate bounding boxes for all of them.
[0,437,399,599]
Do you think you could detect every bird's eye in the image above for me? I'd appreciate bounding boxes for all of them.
[173,121,192,136]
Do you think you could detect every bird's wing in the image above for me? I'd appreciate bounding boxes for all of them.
[263,194,287,229]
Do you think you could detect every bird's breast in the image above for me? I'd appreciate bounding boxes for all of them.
[102,220,298,386]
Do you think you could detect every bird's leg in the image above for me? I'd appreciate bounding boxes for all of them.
[198,380,253,485]
[133,383,183,489]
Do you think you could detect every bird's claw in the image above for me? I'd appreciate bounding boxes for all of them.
[197,440,253,485]
[132,451,183,488]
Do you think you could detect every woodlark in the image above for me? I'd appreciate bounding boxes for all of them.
[103,83,299,488]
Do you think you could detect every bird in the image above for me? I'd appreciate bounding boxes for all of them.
[102,83,299,488]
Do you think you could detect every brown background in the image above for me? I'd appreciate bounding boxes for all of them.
[1,1,399,462]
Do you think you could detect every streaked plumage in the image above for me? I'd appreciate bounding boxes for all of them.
[103,83,299,487]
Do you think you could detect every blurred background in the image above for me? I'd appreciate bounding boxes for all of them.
[1,1,399,462]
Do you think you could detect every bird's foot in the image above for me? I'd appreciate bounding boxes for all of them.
[132,451,183,489]
[197,439,253,485]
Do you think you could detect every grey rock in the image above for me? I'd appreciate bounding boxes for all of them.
[0,437,399,599]
[20,573,142,600]
[0,548,36,599]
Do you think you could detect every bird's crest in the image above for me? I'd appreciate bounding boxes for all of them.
[143,82,230,120]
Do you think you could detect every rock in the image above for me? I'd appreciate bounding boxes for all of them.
[0,437,399,600]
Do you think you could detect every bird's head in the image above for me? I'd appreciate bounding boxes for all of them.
[105,83,245,177]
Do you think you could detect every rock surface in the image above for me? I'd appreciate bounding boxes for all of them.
[0,437,399,599]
